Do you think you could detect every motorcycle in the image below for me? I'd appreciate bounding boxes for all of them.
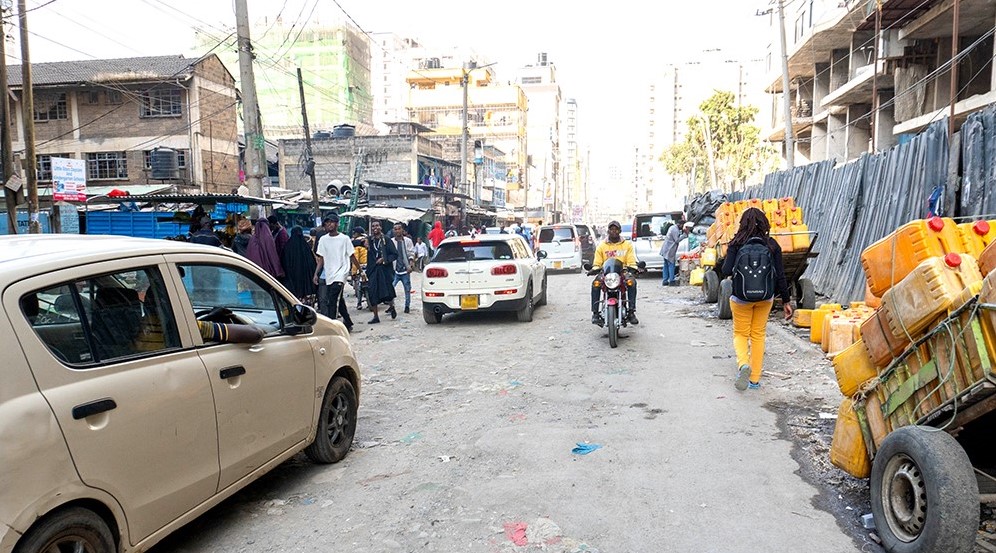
[585,258,646,348]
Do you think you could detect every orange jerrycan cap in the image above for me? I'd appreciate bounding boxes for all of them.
[928,216,945,232]
[944,252,962,267]
[973,220,991,236]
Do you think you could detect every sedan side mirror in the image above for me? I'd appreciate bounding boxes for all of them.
[292,304,318,326]
[537,250,548,259]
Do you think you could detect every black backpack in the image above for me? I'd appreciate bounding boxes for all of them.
[732,237,776,302]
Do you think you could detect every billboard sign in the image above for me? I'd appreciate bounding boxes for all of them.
[52,157,87,201]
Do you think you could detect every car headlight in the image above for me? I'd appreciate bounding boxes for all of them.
[604,273,621,289]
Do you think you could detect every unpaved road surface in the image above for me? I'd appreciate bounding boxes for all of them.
[154,272,881,552]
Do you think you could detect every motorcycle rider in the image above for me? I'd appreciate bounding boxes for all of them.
[589,220,640,326]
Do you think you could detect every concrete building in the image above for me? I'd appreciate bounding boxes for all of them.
[765,0,996,164]
[197,20,373,140]
[645,54,768,210]
[516,53,562,221]
[562,98,586,222]
[277,123,458,195]
[405,64,528,209]
[369,33,421,133]
[7,54,239,194]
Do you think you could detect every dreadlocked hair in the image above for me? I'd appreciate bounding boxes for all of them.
[729,207,770,248]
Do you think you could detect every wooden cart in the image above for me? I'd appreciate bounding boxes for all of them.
[846,298,996,553]
[700,231,819,319]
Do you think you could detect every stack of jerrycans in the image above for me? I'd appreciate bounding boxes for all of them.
[831,217,989,477]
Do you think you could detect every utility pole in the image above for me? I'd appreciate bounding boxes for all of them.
[297,68,321,226]
[776,0,795,169]
[234,0,266,199]
[460,63,469,201]
[1,14,17,234]
[17,0,38,233]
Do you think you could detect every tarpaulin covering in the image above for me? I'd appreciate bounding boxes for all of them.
[960,104,996,219]
[721,119,950,302]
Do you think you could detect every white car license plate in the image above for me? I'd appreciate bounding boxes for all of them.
[461,295,479,310]
[652,239,664,250]
[554,261,563,269]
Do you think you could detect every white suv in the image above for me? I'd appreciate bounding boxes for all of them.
[537,224,583,272]
[0,235,360,553]
[421,234,548,323]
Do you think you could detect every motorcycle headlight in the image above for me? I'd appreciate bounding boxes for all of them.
[604,272,621,289]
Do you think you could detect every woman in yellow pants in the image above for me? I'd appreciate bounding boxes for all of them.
[720,208,794,390]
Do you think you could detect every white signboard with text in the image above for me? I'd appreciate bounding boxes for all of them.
[52,157,86,201]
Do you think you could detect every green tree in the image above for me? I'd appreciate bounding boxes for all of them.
[660,91,778,194]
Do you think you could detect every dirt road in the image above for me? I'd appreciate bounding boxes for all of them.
[154,272,875,552]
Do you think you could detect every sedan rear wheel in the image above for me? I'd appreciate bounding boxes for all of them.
[14,507,115,553]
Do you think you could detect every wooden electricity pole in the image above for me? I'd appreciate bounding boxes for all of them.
[17,0,39,233]
[234,0,266,199]
[297,67,321,226]
[0,14,17,234]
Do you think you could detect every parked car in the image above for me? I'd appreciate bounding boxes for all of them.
[537,223,583,272]
[421,234,548,323]
[0,235,360,553]
[575,223,597,265]
[630,211,686,271]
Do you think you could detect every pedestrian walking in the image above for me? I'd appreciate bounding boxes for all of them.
[313,214,357,331]
[659,220,686,286]
[414,237,429,271]
[391,223,416,313]
[281,226,318,303]
[268,215,290,258]
[246,219,285,280]
[232,218,253,256]
[719,207,793,391]
[428,220,445,249]
[365,220,399,324]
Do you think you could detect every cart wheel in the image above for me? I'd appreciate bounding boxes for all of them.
[717,279,732,320]
[870,426,978,553]
[797,278,816,310]
[702,269,720,304]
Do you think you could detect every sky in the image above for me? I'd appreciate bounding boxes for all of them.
[12,0,774,195]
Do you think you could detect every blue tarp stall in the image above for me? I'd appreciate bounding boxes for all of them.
[84,211,187,239]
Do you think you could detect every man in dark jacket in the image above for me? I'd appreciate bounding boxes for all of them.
[365,220,399,324]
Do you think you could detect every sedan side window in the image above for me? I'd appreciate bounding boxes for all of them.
[20,268,181,366]
[178,264,285,333]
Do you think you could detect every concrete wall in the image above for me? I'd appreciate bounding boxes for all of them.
[279,135,418,192]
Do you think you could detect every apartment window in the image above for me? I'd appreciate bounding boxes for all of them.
[105,90,123,105]
[82,90,100,105]
[140,88,182,117]
[34,93,68,122]
[521,76,542,85]
[36,153,70,182]
[86,152,128,180]
[794,13,806,43]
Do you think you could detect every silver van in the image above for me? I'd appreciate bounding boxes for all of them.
[630,211,685,271]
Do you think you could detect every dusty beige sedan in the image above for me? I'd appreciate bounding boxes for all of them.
[0,235,361,553]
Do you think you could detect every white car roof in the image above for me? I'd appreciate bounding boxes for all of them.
[437,234,526,245]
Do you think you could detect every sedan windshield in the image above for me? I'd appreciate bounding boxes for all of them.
[433,242,514,262]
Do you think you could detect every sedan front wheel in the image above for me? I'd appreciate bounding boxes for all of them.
[305,376,357,464]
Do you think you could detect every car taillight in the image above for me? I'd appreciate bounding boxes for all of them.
[426,268,448,278]
[424,291,444,297]
[491,264,517,275]
[495,288,518,295]
[631,218,637,240]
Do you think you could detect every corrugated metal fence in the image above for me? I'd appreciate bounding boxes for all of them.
[729,114,970,302]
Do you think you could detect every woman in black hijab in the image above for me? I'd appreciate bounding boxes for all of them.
[281,226,318,302]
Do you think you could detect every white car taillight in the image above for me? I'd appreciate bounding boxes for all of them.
[491,264,517,276]
[426,267,448,278]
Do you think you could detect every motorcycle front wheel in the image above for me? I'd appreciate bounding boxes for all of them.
[606,304,618,348]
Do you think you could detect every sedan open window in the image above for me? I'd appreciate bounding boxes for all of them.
[178,264,288,337]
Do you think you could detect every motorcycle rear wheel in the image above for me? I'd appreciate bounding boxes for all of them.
[607,304,618,348]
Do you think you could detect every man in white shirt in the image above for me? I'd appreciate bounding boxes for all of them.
[313,214,358,331]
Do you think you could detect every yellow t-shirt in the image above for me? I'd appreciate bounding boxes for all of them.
[593,239,638,270]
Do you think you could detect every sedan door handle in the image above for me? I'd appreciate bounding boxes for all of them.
[72,398,117,420]
[219,365,246,379]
